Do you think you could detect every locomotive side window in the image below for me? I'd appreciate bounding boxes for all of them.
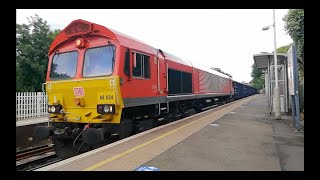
[132,52,150,79]
[83,45,115,77]
[133,53,142,77]
[124,49,130,76]
[50,51,78,80]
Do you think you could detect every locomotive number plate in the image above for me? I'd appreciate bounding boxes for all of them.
[73,87,85,97]
[97,91,116,104]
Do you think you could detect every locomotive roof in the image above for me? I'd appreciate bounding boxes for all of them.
[110,27,192,66]
[50,19,232,80]
[191,62,232,79]
[51,19,231,80]
[50,19,192,67]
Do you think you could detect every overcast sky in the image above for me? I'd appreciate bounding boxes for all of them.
[16,9,293,83]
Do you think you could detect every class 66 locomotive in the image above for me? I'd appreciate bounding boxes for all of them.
[34,19,255,159]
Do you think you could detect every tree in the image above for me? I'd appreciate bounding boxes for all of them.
[250,63,264,90]
[16,14,60,92]
[276,44,292,54]
[283,9,304,73]
[251,64,262,80]
[283,9,304,114]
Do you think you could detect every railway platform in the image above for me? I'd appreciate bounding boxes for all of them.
[36,94,304,171]
[16,116,49,127]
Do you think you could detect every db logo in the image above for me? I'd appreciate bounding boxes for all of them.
[73,87,85,96]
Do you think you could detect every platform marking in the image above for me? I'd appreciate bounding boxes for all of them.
[83,97,254,171]
[35,96,254,171]
[83,114,202,171]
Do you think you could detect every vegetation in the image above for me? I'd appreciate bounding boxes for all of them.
[283,9,304,115]
[283,9,304,74]
[250,64,264,90]
[276,44,292,54]
[16,14,60,92]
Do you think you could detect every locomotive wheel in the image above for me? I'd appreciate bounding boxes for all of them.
[152,118,159,128]
[119,119,133,139]
[53,138,90,160]
[194,103,204,113]
[53,139,77,160]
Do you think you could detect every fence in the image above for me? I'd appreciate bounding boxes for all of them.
[16,92,49,120]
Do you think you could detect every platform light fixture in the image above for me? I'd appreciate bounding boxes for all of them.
[262,9,281,120]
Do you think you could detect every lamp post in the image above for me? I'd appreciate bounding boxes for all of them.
[262,9,281,120]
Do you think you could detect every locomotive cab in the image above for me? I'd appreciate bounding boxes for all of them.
[34,20,131,159]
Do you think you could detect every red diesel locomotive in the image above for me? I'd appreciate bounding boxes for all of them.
[34,19,235,159]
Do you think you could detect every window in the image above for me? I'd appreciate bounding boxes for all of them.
[168,68,192,95]
[132,52,150,79]
[50,51,78,80]
[124,49,130,76]
[83,45,115,77]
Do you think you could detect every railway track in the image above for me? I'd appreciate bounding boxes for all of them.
[16,144,61,171]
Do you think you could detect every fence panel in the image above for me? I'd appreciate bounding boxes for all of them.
[16,92,49,120]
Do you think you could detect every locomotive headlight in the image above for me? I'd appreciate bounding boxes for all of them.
[103,105,110,113]
[97,104,115,114]
[48,104,63,114]
[98,105,103,112]
[50,106,56,113]
[75,38,85,48]
[76,39,81,46]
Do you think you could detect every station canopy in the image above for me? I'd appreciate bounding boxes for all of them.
[253,53,287,70]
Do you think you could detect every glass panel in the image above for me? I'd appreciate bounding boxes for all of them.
[50,51,78,80]
[143,55,150,78]
[278,65,284,80]
[279,81,284,95]
[83,46,115,77]
[133,53,142,77]
[124,49,130,76]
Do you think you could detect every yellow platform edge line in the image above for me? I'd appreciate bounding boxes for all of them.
[83,96,254,171]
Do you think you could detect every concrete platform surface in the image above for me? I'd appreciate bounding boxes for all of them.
[36,94,304,171]
[16,116,49,127]
[36,96,254,171]
[143,94,304,171]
